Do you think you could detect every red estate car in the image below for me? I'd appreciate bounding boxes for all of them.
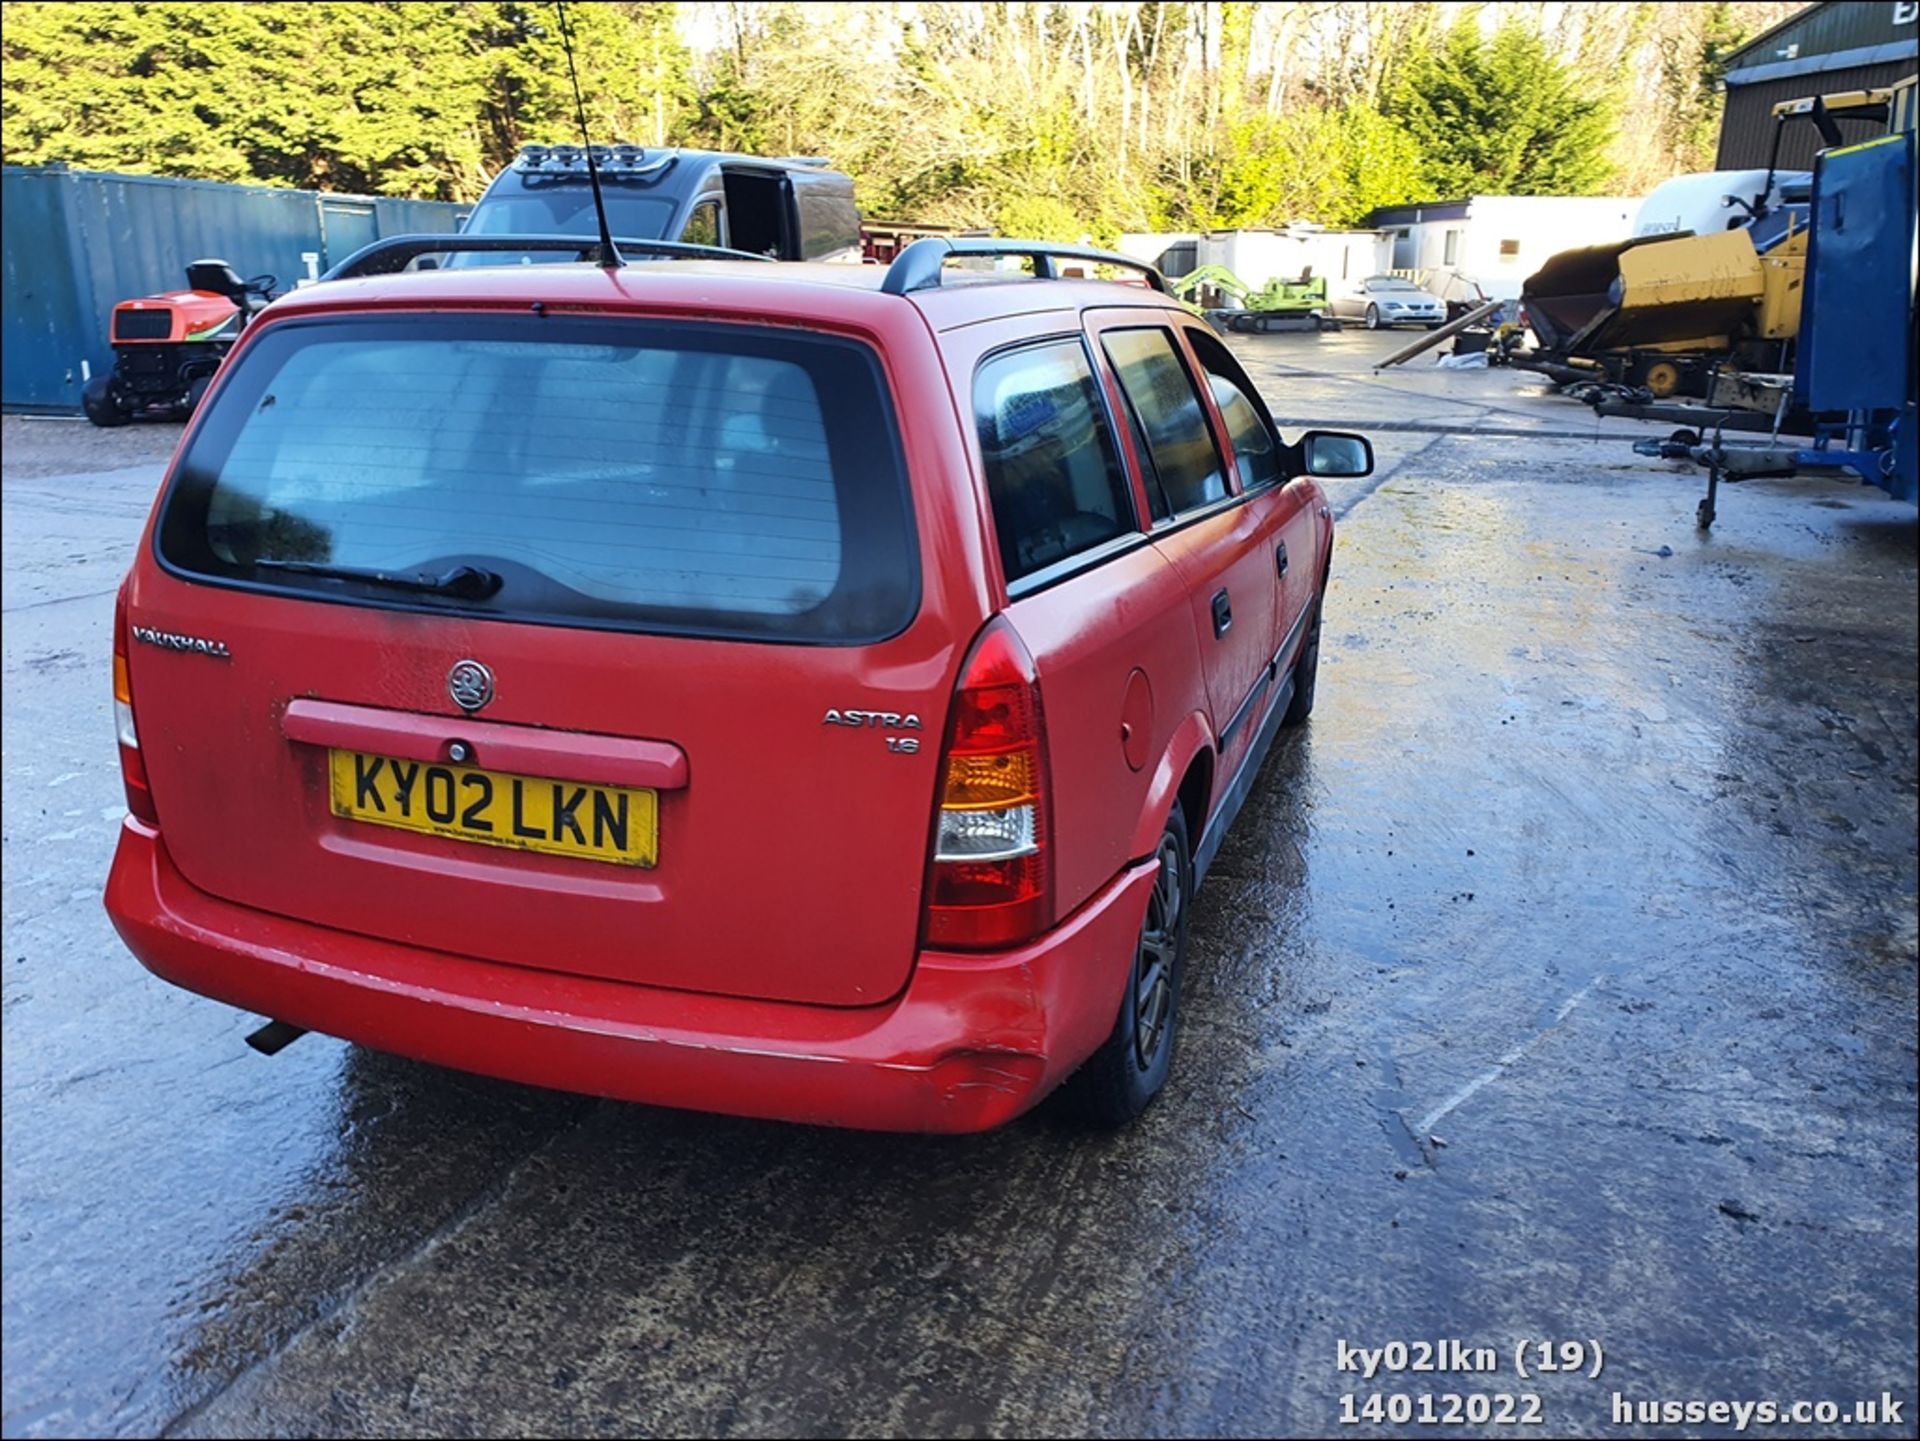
[104,235,1368,1132]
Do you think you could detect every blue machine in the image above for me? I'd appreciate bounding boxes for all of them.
[1636,122,1918,528]
[1792,130,1918,506]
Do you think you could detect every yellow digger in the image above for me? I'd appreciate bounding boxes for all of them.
[1520,85,1906,401]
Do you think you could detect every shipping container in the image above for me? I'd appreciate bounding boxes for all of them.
[2,167,465,412]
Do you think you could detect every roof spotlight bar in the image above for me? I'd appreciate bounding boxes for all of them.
[514,143,675,177]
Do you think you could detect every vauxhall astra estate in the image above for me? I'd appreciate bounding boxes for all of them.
[104,235,1371,1131]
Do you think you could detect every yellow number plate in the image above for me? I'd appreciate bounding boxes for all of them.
[328,750,658,867]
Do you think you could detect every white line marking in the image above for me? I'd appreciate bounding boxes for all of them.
[1415,976,1604,1136]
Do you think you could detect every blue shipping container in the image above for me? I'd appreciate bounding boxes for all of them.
[2,167,466,412]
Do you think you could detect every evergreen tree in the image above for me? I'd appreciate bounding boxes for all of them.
[0,1,692,199]
[5,1,1786,229]
[1383,19,1616,198]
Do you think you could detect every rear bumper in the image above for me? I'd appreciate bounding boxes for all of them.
[105,820,1155,1133]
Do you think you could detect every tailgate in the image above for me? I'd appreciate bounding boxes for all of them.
[129,305,964,1008]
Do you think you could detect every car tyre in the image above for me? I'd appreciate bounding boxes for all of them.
[1364,304,1380,331]
[83,376,130,428]
[1064,802,1192,1128]
[184,373,213,416]
[1282,588,1324,727]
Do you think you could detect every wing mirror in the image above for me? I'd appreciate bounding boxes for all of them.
[1300,430,1373,478]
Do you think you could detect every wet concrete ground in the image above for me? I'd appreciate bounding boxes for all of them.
[4,331,1915,1438]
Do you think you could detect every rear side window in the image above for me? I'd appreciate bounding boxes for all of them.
[680,199,722,248]
[1101,328,1227,516]
[1188,329,1282,491]
[157,315,917,642]
[974,341,1136,584]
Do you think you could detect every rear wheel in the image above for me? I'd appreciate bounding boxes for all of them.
[83,377,129,428]
[1282,589,1324,727]
[1364,304,1381,331]
[1639,359,1682,398]
[1065,803,1191,1128]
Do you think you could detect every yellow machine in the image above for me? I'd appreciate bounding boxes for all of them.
[1520,85,1902,398]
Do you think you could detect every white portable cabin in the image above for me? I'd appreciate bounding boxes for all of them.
[1366,196,1640,302]
[1194,227,1394,294]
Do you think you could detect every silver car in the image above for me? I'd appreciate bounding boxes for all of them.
[1332,276,1446,330]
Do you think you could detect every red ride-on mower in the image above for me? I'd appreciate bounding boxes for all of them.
[83,259,276,426]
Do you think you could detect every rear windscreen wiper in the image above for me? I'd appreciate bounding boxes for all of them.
[252,559,503,600]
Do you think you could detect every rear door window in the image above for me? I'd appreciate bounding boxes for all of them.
[974,340,1137,584]
[1100,328,1228,515]
[156,315,917,642]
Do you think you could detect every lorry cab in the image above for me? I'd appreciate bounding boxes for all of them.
[461,145,861,262]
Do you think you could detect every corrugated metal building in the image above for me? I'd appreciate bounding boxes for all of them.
[2,167,465,412]
[1716,1,1919,170]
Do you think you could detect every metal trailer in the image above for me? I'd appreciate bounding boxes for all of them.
[1634,127,1917,528]
[1582,371,1813,435]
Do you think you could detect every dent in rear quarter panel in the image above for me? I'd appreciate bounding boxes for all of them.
[1006,545,1204,918]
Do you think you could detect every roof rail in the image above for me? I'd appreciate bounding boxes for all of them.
[321,233,774,282]
[880,237,1170,296]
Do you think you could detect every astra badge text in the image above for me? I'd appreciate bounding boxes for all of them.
[823,708,922,754]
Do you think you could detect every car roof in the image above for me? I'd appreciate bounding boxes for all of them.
[263,260,1184,333]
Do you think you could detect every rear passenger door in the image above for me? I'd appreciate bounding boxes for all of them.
[1091,316,1281,768]
[966,328,1202,911]
[1184,326,1322,669]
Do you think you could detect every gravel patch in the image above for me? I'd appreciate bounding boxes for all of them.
[2,414,184,480]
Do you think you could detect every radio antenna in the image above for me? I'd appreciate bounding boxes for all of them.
[553,1,622,270]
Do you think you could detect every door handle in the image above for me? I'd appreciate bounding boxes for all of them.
[1211,588,1233,637]
[1276,541,1289,577]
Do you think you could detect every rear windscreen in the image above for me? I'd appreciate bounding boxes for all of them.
[156,314,917,642]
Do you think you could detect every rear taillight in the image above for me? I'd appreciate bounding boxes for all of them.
[113,586,158,825]
[923,619,1052,950]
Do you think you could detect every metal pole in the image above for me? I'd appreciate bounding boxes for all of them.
[1373,300,1504,370]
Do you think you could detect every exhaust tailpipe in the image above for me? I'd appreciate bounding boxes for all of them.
[245,1019,308,1055]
